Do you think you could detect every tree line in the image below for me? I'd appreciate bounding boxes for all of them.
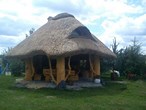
[101,37,146,79]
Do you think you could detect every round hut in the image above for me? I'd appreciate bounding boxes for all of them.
[7,13,116,85]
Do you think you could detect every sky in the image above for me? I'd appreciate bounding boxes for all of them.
[0,0,146,54]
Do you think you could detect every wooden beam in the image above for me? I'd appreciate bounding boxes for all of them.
[93,55,100,76]
[25,58,33,81]
[30,58,34,77]
[56,56,65,85]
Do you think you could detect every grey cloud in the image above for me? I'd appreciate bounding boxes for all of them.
[0,37,16,47]
[0,17,39,36]
[115,17,146,36]
[116,26,146,36]
[32,0,88,16]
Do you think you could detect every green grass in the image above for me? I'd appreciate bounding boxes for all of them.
[0,75,146,110]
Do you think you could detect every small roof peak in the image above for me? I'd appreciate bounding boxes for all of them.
[47,13,75,21]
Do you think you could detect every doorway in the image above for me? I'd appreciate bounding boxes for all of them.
[66,54,91,81]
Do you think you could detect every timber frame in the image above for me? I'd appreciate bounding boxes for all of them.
[24,54,100,85]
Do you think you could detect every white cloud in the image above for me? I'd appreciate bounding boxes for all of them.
[100,13,146,52]
[31,0,143,25]
[75,0,143,24]
[0,34,26,54]
[0,0,146,54]
[114,14,146,36]
[0,34,25,46]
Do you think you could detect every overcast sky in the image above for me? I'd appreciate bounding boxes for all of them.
[0,0,146,54]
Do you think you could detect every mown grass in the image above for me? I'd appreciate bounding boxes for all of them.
[0,75,146,110]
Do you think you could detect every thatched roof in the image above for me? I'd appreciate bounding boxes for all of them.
[7,13,116,59]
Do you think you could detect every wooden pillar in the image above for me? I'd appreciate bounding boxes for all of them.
[25,58,34,80]
[93,55,100,76]
[30,58,34,77]
[56,56,65,85]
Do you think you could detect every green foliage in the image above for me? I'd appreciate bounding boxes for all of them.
[2,48,25,76]
[111,37,146,78]
[1,48,12,68]
[101,38,120,73]
[9,59,25,76]
[100,58,113,73]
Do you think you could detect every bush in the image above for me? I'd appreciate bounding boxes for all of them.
[9,59,25,76]
[1,48,25,76]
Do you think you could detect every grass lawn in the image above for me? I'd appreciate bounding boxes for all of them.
[0,75,146,110]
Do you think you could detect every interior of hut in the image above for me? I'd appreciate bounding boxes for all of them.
[32,54,93,82]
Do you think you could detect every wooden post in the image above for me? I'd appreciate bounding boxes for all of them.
[93,55,100,76]
[25,58,33,80]
[56,56,65,85]
[89,55,94,78]
[48,56,57,84]
[30,58,34,77]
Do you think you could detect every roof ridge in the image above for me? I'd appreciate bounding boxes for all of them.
[47,13,75,21]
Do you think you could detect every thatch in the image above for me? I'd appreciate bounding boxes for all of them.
[7,13,116,59]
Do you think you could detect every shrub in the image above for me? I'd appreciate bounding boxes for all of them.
[9,59,25,76]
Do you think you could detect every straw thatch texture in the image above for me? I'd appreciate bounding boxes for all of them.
[7,13,116,59]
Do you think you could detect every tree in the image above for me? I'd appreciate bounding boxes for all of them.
[102,37,146,79]
[123,38,143,75]
[101,37,120,73]
[113,37,146,77]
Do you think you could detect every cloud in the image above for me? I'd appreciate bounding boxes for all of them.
[32,0,89,15]
[31,0,143,28]
[0,34,26,53]
[1,34,26,45]
[0,0,146,54]
[100,14,146,53]
[0,35,17,47]
[114,14,146,36]
[0,0,42,36]
[0,17,39,36]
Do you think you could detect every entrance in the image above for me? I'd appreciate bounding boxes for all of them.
[66,54,92,81]
[32,55,57,80]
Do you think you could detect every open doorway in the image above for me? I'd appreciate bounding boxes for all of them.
[32,55,56,81]
[66,54,91,81]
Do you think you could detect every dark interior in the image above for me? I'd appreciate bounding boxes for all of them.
[32,54,90,80]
